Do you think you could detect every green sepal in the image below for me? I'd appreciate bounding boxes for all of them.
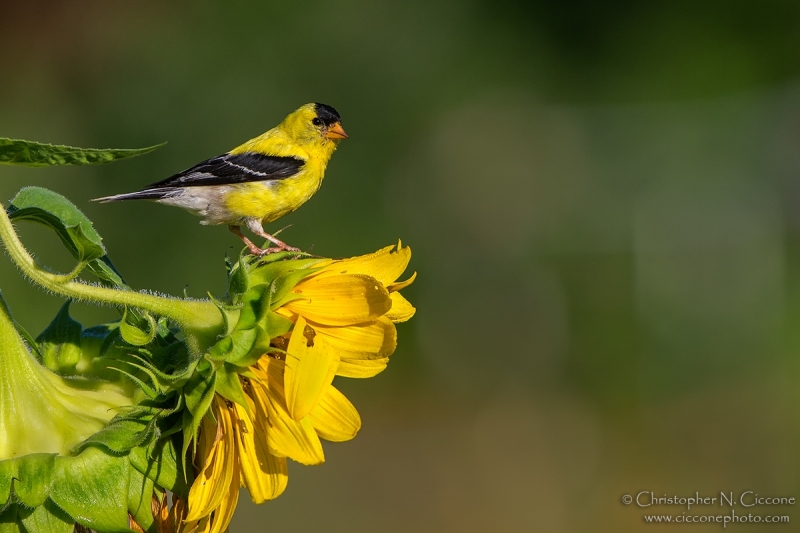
[227,251,250,297]
[127,468,155,532]
[130,434,188,497]
[207,335,233,362]
[108,367,159,400]
[119,307,157,347]
[74,418,156,456]
[18,500,74,533]
[208,328,258,366]
[114,350,196,395]
[236,286,269,331]
[180,411,195,483]
[214,363,251,416]
[35,301,82,375]
[234,258,322,322]
[209,294,241,338]
[184,370,216,422]
[224,327,266,367]
[262,311,293,339]
[181,369,216,463]
[8,187,106,263]
[223,317,289,369]
[268,267,323,309]
[0,137,163,167]
[246,257,323,288]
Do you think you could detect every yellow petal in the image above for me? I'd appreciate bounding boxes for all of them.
[251,359,325,465]
[265,393,325,465]
[386,292,416,323]
[283,274,391,326]
[315,318,396,361]
[208,456,240,533]
[313,242,412,286]
[233,396,288,504]
[186,398,235,521]
[308,385,361,442]
[336,357,389,378]
[387,271,416,292]
[284,317,340,421]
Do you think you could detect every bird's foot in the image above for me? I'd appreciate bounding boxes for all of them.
[252,243,302,256]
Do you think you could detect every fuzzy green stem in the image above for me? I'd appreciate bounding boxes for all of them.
[0,206,223,348]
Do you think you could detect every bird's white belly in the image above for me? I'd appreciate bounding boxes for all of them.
[156,185,237,225]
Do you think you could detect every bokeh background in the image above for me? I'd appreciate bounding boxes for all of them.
[3,1,800,531]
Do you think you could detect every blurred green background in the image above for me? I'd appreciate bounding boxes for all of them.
[3,1,800,531]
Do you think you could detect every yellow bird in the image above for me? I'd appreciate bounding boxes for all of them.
[94,103,347,255]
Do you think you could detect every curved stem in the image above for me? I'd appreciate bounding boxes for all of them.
[0,206,222,335]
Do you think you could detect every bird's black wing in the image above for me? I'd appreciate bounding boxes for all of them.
[144,152,305,189]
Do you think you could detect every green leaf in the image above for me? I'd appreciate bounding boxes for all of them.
[119,308,157,347]
[12,454,56,508]
[87,255,128,289]
[0,462,13,508]
[35,301,82,374]
[0,505,21,533]
[18,500,73,533]
[8,187,106,263]
[49,448,132,533]
[0,138,163,167]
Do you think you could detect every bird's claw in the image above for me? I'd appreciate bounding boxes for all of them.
[251,244,302,256]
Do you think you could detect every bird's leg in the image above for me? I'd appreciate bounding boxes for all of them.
[228,225,267,256]
[246,219,301,253]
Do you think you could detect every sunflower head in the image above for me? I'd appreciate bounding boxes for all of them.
[180,242,416,530]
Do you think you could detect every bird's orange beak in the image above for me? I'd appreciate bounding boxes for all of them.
[326,122,348,139]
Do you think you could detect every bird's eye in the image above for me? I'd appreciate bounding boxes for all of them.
[312,117,323,126]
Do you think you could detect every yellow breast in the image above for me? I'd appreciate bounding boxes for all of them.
[223,155,328,223]
[223,125,339,223]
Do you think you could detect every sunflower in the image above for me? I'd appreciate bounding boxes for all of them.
[180,243,415,531]
[278,241,416,380]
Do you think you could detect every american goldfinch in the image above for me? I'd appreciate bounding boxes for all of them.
[94,103,347,255]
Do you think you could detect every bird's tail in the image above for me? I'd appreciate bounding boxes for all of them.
[92,188,179,203]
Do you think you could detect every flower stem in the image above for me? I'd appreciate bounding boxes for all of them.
[0,206,223,348]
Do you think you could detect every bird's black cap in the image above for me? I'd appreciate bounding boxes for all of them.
[314,103,341,126]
